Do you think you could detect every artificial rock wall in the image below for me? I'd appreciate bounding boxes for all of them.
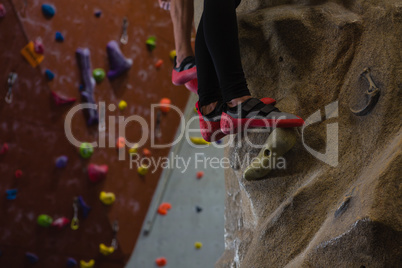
[212,0,402,267]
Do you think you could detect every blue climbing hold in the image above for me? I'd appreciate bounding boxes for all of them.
[41,4,55,18]
[6,189,17,200]
[25,252,39,264]
[94,11,102,18]
[66,257,77,267]
[55,155,68,168]
[196,206,203,213]
[45,69,55,80]
[78,196,91,219]
[55,32,64,42]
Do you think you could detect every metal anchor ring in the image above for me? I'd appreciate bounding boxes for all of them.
[350,68,380,116]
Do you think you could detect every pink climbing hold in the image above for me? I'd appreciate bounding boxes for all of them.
[0,4,6,18]
[34,38,45,54]
[0,143,8,155]
[88,164,108,183]
[51,217,70,229]
[51,91,77,105]
[15,170,23,178]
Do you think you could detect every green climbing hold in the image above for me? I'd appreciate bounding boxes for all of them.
[79,143,94,159]
[146,36,157,51]
[37,214,53,227]
[93,68,106,83]
[243,128,297,181]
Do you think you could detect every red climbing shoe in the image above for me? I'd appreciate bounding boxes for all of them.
[196,97,276,142]
[220,98,304,135]
[184,78,198,94]
[172,56,197,85]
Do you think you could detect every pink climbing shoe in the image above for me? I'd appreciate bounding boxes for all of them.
[220,98,304,135]
[196,97,277,142]
[172,56,197,86]
[184,78,198,94]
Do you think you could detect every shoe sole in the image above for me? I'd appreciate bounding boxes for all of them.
[172,66,197,85]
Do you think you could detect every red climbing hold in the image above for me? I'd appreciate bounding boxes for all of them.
[142,148,151,157]
[155,59,163,69]
[196,171,204,179]
[51,217,70,229]
[158,202,172,215]
[51,91,77,105]
[155,257,167,267]
[0,4,6,18]
[88,164,108,183]
[34,38,45,54]
[15,170,23,178]
[0,143,8,155]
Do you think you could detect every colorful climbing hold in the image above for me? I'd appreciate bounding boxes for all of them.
[34,38,44,54]
[5,189,17,200]
[142,148,151,157]
[41,4,55,18]
[169,50,176,61]
[88,164,108,183]
[79,142,94,159]
[80,259,95,268]
[25,252,39,264]
[21,41,44,67]
[129,144,139,155]
[137,165,149,176]
[155,59,164,69]
[159,98,171,114]
[155,257,167,267]
[94,10,102,18]
[51,217,70,229]
[99,191,115,205]
[0,143,8,155]
[66,258,77,268]
[0,4,6,18]
[99,243,115,256]
[37,214,53,227]
[195,206,203,213]
[196,171,204,179]
[194,242,203,249]
[15,170,23,178]
[55,31,64,42]
[116,137,125,149]
[118,100,127,110]
[146,36,157,51]
[106,40,133,80]
[158,202,172,215]
[55,155,68,168]
[93,68,106,83]
[45,69,55,80]
[51,91,76,105]
[78,196,91,219]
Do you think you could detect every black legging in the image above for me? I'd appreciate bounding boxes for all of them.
[195,0,250,108]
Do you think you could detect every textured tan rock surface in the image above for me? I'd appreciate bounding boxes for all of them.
[194,0,402,267]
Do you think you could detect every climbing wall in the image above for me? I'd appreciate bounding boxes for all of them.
[0,0,189,267]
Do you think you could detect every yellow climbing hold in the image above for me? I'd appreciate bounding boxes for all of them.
[138,165,149,176]
[80,259,95,268]
[190,137,210,145]
[118,100,127,110]
[194,242,203,249]
[129,143,139,155]
[99,243,115,256]
[99,191,116,205]
[169,50,176,61]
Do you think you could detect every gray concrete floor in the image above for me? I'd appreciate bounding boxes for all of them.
[126,93,225,268]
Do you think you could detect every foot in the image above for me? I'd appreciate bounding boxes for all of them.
[220,98,304,135]
[172,56,197,85]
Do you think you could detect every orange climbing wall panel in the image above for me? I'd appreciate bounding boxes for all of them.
[0,0,189,267]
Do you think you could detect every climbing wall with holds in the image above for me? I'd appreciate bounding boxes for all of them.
[0,0,189,267]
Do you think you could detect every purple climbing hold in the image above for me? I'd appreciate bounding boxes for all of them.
[55,155,68,168]
[41,4,55,18]
[77,195,91,219]
[106,40,133,80]
[0,4,6,18]
[66,257,77,267]
[25,252,39,264]
[55,31,64,42]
